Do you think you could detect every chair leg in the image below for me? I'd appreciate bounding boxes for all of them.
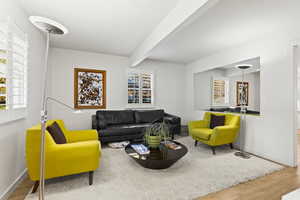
[89,171,94,185]
[211,146,216,155]
[31,181,39,193]
[194,140,198,147]
[230,143,234,149]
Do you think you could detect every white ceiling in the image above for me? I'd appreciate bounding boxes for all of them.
[19,0,300,64]
[149,0,300,64]
[19,0,180,56]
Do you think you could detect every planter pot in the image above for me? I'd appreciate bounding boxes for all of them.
[146,135,162,148]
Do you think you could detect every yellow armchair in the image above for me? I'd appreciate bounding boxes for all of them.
[25,119,101,193]
[188,112,240,155]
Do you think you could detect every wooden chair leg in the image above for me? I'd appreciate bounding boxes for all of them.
[194,140,198,147]
[211,146,216,155]
[230,143,234,149]
[89,171,94,185]
[31,181,39,193]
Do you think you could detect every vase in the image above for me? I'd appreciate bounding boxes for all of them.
[146,135,162,148]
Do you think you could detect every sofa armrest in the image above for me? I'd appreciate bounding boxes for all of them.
[163,113,181,124]
[92,115,98,129]
[47,141,100,171]
[188,120,208,129]
[66,130,98,143]
[210,125,239,144]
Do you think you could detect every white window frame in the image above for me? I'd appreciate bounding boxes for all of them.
[0,18,28,124]
[127,69,155,108]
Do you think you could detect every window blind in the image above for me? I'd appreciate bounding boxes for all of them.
[0,19,27,110]
[127,71,153,106]
[11,32,27,108]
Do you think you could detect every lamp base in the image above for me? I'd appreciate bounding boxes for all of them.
[234,151,251,159]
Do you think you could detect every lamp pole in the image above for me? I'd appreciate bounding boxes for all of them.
[29,16,68,200]
[38,30,49,200]
[234,65,251,159]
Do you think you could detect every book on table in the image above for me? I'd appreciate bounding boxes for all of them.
[164,141,182,150]
[131,144,150,155]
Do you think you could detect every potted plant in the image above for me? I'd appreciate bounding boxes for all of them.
[144,123,170,148]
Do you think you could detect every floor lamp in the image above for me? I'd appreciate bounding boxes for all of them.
[29,16,68,200]
[234,65,251,159]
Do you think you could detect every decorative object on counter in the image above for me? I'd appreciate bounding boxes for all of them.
[236,81,249,107]
[234,65,251,159]
[208,107,260,115]
[74,68,106,109]
[144,122,170,148]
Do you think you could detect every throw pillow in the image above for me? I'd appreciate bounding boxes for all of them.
[210,114,225,129]
[46,122,67,144]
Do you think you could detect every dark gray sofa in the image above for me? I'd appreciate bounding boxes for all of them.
[92,109,181,143]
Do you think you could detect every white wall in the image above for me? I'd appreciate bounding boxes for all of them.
[193,69,224,110]
[48,48,186,130]
[185,32,297,166]
[0,0,46,199]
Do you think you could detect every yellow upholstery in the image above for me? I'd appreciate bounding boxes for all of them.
[188,112,240,149]
[25,119,101,181]
[190,128,213,140]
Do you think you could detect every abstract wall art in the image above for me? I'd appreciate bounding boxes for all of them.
[74,68,106,109]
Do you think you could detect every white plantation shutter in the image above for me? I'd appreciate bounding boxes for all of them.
[0,18,28,124]
[127,70,154,107]
[11,31,27,108]
[0,21,9,111]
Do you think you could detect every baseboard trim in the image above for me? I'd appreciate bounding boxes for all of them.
[233,146,288,168]
[0,169,27,200]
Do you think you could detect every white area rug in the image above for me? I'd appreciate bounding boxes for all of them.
[25,137,283,200]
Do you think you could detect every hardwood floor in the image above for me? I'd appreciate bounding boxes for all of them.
[7,178,34,200]
[7,133,300,200]
[197,133,300,200]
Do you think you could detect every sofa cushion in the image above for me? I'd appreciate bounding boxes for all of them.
[210,114,225,129]
[46,122,67,144]
[96,110,135,128]
[99,123,152,137]
[191,128,213,140]
[100,133,144,143]
[134,110,164,124]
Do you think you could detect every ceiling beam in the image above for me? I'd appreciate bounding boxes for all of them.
[129,0,219,67]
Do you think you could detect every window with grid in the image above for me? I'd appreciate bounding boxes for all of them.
[0,18,27,123]
[128,71,153,106]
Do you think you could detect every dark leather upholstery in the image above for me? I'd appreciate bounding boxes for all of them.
[134,110,164,123]
[100,123,152,137]
[96,110,134,129]
[92,110,181,143]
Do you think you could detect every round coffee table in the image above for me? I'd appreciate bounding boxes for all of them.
[125,141,188,169]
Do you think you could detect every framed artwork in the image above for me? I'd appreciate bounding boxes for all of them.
[211,77,229,106]
[236,81,249,106]
[74,68,106,109]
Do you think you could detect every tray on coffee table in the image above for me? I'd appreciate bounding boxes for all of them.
[125,141,188,169]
